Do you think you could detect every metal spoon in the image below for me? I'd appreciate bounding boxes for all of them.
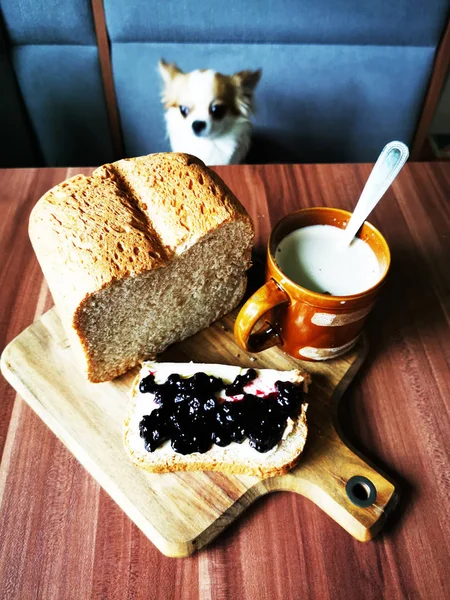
[342,141,409,246]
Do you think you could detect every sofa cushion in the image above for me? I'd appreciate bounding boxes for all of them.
[0,27,38,167]
[111,42,434,163]
[2,0,114,166]
[12,45,114,166]
[1,0,449,166]
[104,0,448,47]
[1,0,97,45]
[104,0,448,162]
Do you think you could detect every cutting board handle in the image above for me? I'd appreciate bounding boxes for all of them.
[265,430,399,541]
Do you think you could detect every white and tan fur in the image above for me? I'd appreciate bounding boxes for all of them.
[159,59,261,166]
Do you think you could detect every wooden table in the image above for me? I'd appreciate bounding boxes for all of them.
[1,162,449,599]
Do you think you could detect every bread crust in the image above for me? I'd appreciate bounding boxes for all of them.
[93,153,252,254]
[28,153,255,382]
[124,363,311,478]
[29,173,168,318]
[29,153,253,317]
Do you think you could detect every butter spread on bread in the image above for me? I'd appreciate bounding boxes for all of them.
[124,362,310,478]
[29,153,254,382]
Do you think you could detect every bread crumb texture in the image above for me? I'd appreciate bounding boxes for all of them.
[29,153,255,381]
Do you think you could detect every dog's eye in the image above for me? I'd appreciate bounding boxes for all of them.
[209,104,227,120]
[179,106,190,118]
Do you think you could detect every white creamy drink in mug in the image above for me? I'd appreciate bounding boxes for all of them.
[275,224,381,296]
[236,141,405,358]
[234,206,391,361]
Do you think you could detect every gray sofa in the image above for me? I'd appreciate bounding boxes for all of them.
[1,0,449,167]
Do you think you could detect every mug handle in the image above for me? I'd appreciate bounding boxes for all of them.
[234,279,289,353]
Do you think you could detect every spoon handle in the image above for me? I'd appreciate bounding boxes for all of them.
[342,141,409,246]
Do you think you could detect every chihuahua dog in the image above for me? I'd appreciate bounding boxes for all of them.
[158,59,261,165]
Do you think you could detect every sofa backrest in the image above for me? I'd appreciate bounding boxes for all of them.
[1,0,114,167]
[1,0,449,167]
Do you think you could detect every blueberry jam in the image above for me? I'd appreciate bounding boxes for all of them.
[138,370,305,455]
[225,368,257,396]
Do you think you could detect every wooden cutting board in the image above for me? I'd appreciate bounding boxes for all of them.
[1,308,399,557]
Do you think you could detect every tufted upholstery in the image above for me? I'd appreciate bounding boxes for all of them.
[1,0,449,166]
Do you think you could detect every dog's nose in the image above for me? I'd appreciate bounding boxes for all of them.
[192,120,207,135]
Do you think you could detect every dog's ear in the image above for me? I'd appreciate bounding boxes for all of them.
[232,69,262,94]
[232,69,262,117]
[158,59,184,84]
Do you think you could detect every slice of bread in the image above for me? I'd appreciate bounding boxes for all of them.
[29,153,254,382]
[124,362,311,478]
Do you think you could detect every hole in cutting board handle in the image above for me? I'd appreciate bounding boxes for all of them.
[346,476,377,508]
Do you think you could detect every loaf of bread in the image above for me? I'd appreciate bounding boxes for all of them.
[125,361,310,478]
[29,153,254,382]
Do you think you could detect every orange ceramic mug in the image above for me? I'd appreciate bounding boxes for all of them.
[234,207,391,360]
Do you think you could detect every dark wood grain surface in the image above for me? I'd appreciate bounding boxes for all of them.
[0,162,449,599]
